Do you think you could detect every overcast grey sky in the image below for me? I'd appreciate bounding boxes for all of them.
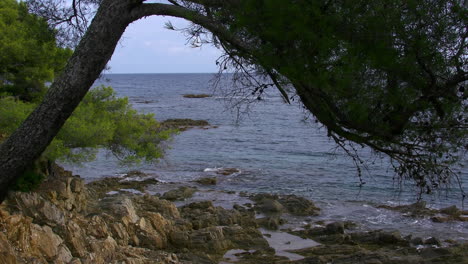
[107,16,222,74]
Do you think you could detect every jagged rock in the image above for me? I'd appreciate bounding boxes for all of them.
[190,226,230,253]
[30,224,65,261]
[55,244,73,263]
[0,233,18,264]
[7,192,66,226]
[134,195,180,219]
[2,164,468,264]
[110,197,140,224]
[62,219,88,257]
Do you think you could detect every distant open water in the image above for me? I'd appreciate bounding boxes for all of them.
[63,73,468,241]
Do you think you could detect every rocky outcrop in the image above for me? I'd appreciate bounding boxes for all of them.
[1,166,466,264]
[0,166,273,264]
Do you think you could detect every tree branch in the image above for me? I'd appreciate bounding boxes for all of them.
[130,3,249,53]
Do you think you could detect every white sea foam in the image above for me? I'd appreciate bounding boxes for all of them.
[204,167,220,172]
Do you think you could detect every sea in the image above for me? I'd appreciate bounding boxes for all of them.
[62,73,468,242]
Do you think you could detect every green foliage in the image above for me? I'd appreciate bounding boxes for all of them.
[0,0,72,101]
[198,0,467,193]
[0,97,34,134]
[11,169,44,192]
[0,86,175,164]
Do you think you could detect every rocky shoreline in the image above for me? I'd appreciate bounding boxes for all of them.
[0,165,467,263]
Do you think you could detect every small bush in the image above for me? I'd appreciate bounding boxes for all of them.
[12,169,45,192]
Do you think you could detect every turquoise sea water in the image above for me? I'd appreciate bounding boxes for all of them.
[63,73,468,241]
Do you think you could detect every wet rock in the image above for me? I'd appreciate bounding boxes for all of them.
[161,118,212,131]
[183,93,212,98]
[325,221,345,234]
[278,195,320,216]
[256,216,282,230]
[410,236,424,245]
[424,237,441,246]
[216,168,241,176]
[222,226,269,250]
[180,201,257,230]
[431,215,450,223]
[195,177,217,185]
[251,193,320,216]
[419,247,452,259]
[125,170,148,177]
[440,205,461,216]
[162,186,197,201]
[255,199,285,214]
[381,202,468,224]
[378,201,434,217]
[343,221,358,230]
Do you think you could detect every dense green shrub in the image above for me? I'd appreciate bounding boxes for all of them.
[0,86,175,165]
[11,169,45,192]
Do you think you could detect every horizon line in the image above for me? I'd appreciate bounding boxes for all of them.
[104,72,224,74]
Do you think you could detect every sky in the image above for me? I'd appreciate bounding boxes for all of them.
[107,16,223,74]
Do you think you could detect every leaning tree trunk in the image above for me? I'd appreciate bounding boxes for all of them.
[0,0,134,201]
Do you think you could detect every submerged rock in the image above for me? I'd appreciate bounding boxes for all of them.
[183,93,212,98]
[160,118,213,131]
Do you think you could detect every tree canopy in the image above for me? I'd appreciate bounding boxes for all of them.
[197,0,467,194]
[0,1,174,192]
[0,0,72,101]
[0,0,466,199]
